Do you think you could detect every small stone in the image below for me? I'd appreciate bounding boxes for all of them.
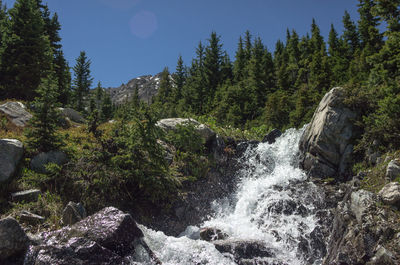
[19,211,45,225]
[11,189,41,203]
[62,202,87,225]
[386,160,400,180]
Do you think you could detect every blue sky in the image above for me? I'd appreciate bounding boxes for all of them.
[4,0,360,88]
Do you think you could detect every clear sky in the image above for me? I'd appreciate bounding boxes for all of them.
[3,0,360,88]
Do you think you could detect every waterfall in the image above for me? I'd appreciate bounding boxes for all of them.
[134,127,326,265]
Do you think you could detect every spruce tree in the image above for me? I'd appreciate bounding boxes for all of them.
[72,51,93,112]
[233,36,246,82]
[173,55,185,103]
[0,0,52,100]
[25,73,63,153]
[101,92,113,122]
[342,11,360,56]
[373,0,400,32]
[358,0,382,53]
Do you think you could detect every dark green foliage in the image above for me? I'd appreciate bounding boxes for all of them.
[25,74,63,153]
[72,51,93,112]
[0,0,52,100]
[166,122,204,154]
[172,55,186,104]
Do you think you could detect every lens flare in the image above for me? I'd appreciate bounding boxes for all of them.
[129,11,158,39]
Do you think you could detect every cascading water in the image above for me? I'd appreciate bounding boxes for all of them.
[134,127,326,265]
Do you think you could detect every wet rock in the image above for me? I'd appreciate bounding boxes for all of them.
[386,160,400,180]
[30,150,68,173]
[378,182,400,207]
[0,217,30,260]
[178,226,200,240]
[24,207,144,264]
[62,202,87,225]
[0,139,24,182]
[11,189,41,203]
[213,239,275,262]
[199,227,228,241]
[156,118,216,144]
[0,101,32,127]
[19,211,45,225]
[262,129,282,144]
[58,107,85,124]
[299,87,357,180]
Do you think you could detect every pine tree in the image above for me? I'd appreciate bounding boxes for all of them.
[101,92,113,122]
[373,0,400,32]
[154,67,172,105]
[0,0,52,100]
[358,0,382,53]
[342,11,360,56]
[72,51,93,112]
[54,50,71,105]
[220,51,233,82]
[25,73,63,153]
[173,55,185,103]
[233,36,246,82]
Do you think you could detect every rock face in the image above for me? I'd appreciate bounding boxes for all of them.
[58,107,85,124]
[0,139,24,182]
[156,118,216,144]
[379,182,400,206]
[0,101,32,127]
[25,207,145,265]
[323,184,399,265]
[0,217,30,260]
[299,87,357,179]
[30,150,68,173]
[62,202,87,225]
[386,160,400,180]
[107,73,162,105]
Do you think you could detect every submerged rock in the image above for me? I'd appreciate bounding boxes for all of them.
[0,217,30,261]
[213,239,275,262]
[299,87,357,180]
[0,101,32,127]
[262,129,282,144]
[199,227,228,241]
[24,207,144,265]
[0,139,24,182]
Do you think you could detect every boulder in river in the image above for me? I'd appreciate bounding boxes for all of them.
[299,87,357,180]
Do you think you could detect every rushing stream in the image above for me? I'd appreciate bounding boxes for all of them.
[134,127,326,265]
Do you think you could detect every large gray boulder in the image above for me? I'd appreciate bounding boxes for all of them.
[0,217,30,260]
[24,207,146,265]
[58,107,85,124]
[30,150,68,173]
[299,87,357,179]
[0,139,24,182]
[379,182,400,206]
[156,118,216,144]
[0,101,32,127]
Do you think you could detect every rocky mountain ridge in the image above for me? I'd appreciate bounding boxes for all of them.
[106,72,162,105]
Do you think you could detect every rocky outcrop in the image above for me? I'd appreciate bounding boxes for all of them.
[299,87,357,180]
[58,107,85,124]
[30,150,68,173]
[0,217,30,261]
[107,73,162,105]
[156,118,216,144]
[0,102,32,127]
[322,184,399,265]
[62,202,87,225]
[24,207,146,265]
[0,139,24,182]
[379,182,400,207]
